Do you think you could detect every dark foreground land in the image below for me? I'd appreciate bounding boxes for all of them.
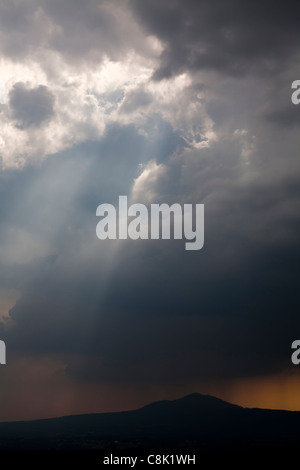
[0,393,299,453]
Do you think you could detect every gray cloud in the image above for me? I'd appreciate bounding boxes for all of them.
[120,87,153,114]
[130,0,300,79]
[0,0,152,68]
[9,82,55,129]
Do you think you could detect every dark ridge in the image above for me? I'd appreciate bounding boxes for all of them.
[0,393,299,450]
[138,393,240,414]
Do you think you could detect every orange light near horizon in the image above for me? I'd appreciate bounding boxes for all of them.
[220,371,300,411]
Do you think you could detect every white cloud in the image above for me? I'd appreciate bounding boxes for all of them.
[131,160,166,202]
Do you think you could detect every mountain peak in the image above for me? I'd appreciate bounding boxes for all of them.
[139,392,240,415]
[175,393,239,407]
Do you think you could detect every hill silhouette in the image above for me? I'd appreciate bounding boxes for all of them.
[0,393,299,450]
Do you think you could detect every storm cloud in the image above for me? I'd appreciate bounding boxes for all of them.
[130,0,300,79]
[0,0,299,419]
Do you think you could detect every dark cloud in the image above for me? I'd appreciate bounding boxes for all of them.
[261,76,300,128]
[265,103,300,128]
[9,82,55,129]
[1,118,299,387]
[130,0,300,79]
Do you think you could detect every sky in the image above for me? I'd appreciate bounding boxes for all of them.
[0,0,300,421]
